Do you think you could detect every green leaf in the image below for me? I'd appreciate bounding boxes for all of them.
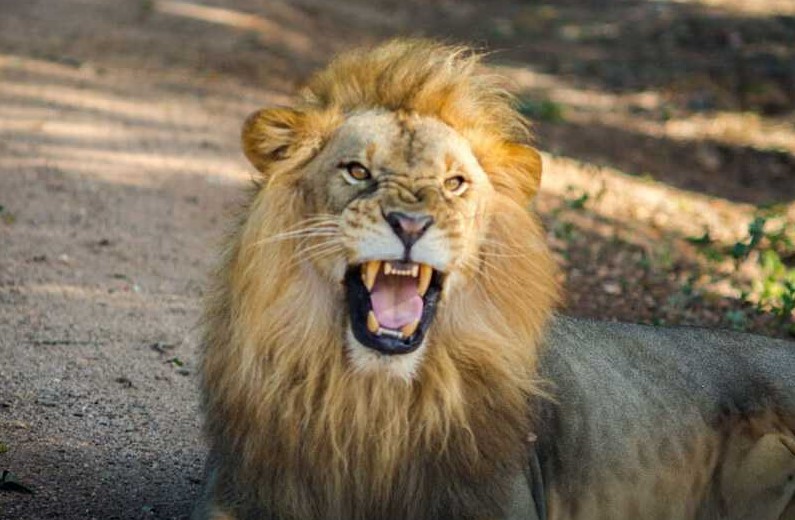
[731,242,749,260]
[686,231,712,246]
[724,310,748,331]
[699,247,724,263]
[565,193,589,210]
[165,357,184,367]
[748,216,766,240]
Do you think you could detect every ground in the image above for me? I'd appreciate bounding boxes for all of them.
[0,0,793,518]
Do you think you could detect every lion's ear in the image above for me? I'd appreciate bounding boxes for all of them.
[486,142,543,205]
[241,107,303,174]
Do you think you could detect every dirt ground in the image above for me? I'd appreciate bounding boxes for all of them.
[1,0,793,518]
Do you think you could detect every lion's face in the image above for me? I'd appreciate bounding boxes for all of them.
[239,42,552,381]
[294,110,493,376]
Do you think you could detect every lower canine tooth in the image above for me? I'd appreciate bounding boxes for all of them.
[418,264,432,297]
[367,311,379,333]
[401,320,420,337]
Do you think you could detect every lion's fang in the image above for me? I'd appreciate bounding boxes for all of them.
[418,264,432,297]
[401,320,420,337]
[361,260,381,291]
[367,311,379,333]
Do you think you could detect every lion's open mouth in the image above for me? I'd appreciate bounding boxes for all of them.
[345,260,443,355]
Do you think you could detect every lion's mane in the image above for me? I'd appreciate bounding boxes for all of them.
[201,40,559,520]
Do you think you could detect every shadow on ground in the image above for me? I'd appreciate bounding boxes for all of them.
[2,444,202,520]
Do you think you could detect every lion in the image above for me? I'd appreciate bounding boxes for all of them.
[194,40,795,520]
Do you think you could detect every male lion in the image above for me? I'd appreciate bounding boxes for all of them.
[195,40,795,520]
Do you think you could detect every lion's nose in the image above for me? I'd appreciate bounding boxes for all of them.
[384,211,434,249]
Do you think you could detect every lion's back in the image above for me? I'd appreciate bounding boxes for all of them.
[535,316,795,519]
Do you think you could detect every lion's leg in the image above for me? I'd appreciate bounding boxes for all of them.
[721,424,795,520]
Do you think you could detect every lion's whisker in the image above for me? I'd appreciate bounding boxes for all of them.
[293,239,345,264]
[254,228,340,246]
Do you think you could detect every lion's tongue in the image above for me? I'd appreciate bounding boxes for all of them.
[370,275,423,330]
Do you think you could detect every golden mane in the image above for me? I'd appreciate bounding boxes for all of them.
[243,39,542,202]
[202,40,559,519]
[304,40,527,141]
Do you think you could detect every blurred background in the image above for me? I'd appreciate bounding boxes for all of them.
[0,0,793,518]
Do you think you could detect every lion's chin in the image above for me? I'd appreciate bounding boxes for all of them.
[344,328,427,381]
[344,260,443,356]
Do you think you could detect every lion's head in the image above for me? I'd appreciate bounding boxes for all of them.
[202,39,560,519]
[238,39,558,379]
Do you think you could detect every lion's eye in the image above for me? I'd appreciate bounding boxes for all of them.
[443,175,468,195]
[339,162,372,184]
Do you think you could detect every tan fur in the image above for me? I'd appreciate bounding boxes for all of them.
[199,40,559,520]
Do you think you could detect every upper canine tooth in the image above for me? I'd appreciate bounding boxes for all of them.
[384,262,393,275]
[418,264,432,297]
[411,265,419,278]
[362,260,381,291]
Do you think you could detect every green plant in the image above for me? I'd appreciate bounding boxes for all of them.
[565,193,589,210]
[731,217,766,260]
[552,220,577,241]
[755,250,795,318]
[686,230,712,246]
[685,215,795,332]
[724,309,748,331]
[779,280,795,320]
[740,219,795,326]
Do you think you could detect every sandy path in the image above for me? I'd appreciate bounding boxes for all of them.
[0,2,303,516]
[0,58,260,520]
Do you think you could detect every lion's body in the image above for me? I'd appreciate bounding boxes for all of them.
[536,317,795,520]
[194,40,795,520]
